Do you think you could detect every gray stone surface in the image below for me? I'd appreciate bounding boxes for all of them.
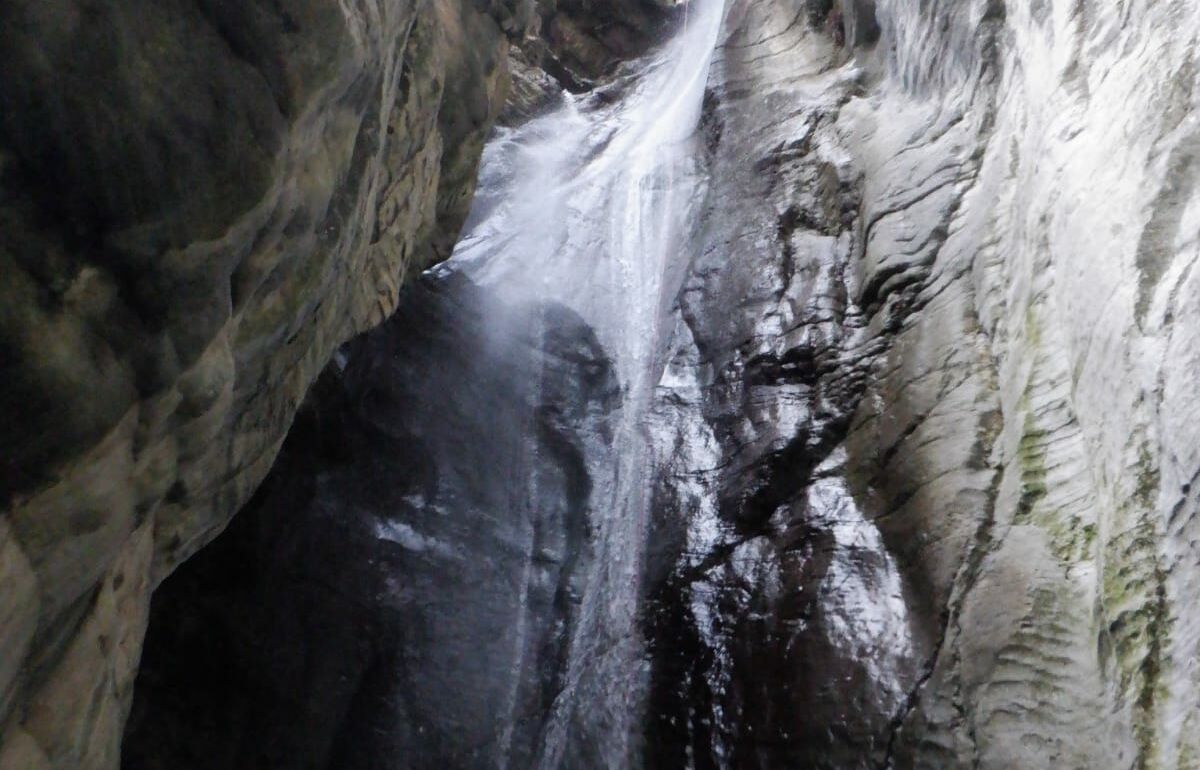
[646,0,1200,767]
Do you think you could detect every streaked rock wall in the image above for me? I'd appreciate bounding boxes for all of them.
[0,1,524,766]
[646,0,1200,767]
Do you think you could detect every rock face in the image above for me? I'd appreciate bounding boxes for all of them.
[22,0,1200,769]
[0,0,693,764]
[503,0,680,123]
[0,1,528,766]
[647,0,1200,767]
[123,271,621,769]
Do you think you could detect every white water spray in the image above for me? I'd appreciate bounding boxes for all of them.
[448,2,726,765]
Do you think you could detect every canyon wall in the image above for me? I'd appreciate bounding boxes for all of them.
[129,0,1200,768]
[0,1,523,764]
[7,0,1200,768]
[645,0,1200,767]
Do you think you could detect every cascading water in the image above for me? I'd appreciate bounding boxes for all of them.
[446,2,726,765]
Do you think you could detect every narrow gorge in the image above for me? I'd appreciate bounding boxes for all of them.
[3,0,1200,769]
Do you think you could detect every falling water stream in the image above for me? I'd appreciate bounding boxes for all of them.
[445,2,726,765]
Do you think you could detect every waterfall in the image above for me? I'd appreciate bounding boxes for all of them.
[444,2,727,765]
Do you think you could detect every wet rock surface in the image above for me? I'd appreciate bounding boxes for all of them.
[123,270,619,770]
[125,6,724,766]
[641,7,917,765]
[0,0,679,764]
[646,0,1200,768]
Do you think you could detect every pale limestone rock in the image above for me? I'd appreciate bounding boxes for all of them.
[648,0,1200,766]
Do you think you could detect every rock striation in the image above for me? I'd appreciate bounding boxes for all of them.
[122,5,716,764]
[0,0,685,766]
[0,1,528,766]
[646,0,1200,767]
[128,0,1200,767]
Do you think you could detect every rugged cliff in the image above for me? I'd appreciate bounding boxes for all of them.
[126,0,1200,767]
[0,1,526,766]
[122,4,705,765]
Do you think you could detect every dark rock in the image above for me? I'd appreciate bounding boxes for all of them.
[123,271,620,770]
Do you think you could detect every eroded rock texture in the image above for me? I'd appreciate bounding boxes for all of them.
[646,0,1200,767]
[503,0,681,123]
[122,6,712,763]
[0,1,527,766]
